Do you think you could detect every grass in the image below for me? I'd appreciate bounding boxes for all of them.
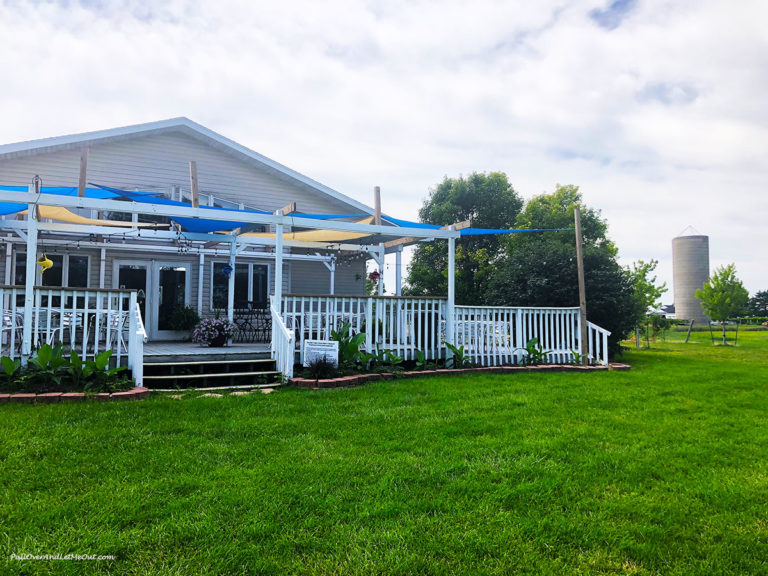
[1,332,767,575]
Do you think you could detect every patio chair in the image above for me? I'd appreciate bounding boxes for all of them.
[1,309,23,353]
[101,310,130,353]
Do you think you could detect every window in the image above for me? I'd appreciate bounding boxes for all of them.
[13,252,89,287]
[41,255,64,287]
[14,253,25,286]
[211,262,269,309]
[67,256,89,288]
[31,253,90,307]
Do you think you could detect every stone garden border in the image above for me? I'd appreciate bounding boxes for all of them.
[290,363,631,389]
[0,387,150,405]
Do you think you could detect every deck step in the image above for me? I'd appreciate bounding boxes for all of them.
[144,370,280,381]
[144,358,275,367]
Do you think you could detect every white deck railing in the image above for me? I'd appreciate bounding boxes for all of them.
[276,296,611,372]
[280,295,446,364]
[454,305,611,365]
[454,305,578,365]
[270,298,295,379]
[0,285,147,383]
[587,321,610,366]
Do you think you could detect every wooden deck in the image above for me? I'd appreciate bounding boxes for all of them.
[143,341,271,358]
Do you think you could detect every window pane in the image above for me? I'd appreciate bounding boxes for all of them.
[14,253,25,285]
[212,263,228,309]
[213,262,249,309]
[234,264,248,308]
[252,265,268,308]
[41,255,64,287]
[68,256,89,288]
[158,266,187,331]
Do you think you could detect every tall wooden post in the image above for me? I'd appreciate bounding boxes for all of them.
[574,207,589,364]
[446,226,456,357]
[78,147,88,197]
[189,161,200,208]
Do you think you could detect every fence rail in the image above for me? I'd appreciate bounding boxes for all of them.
[276,296,611,372]
[0,285,146,382]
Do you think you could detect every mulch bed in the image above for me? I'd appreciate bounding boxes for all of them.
[290,363,631,389]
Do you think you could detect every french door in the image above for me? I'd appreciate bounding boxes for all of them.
[114,260,192,340]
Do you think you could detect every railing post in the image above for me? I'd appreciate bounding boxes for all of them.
[514,308,523,364]
[128,291,143,386]
[22,194,38,363]
[365,297,373,353]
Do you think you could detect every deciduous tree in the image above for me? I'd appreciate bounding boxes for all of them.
[405,172,523,303]
[487,185,635,357]
[695,264,749,345]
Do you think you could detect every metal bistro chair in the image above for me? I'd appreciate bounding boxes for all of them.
[101,310,130,354]
[2,309,24,353]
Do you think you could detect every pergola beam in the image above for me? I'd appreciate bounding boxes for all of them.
[0,191,461,240]
[383,219,470,249]
[0,219,392,255]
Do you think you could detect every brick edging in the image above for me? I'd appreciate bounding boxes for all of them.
[290,363,631,389]
[0,387,150,405]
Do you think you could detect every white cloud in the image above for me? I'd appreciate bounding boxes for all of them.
[0,0,766,294]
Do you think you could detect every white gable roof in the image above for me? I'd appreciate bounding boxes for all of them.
[0,117,373,215]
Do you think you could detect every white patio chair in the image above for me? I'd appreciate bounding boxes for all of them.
[1,310,23,353]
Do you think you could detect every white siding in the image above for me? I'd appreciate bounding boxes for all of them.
[0,131,359,215]
[289,259,366,296]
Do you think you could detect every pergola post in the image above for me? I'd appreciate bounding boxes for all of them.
[197,252,205,316]
[329,259,335,295]
[227,235,236,328]
[446,226,456,356]
[374,186,384,296]
[395,246,402,296]
[274,211,284,309]
[22,187,38,363]
[377,250,384,296]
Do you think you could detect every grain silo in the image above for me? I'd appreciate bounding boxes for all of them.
[672,230,710,323]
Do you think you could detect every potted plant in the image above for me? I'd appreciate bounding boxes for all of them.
[168,306,201,340]
[192,317,237,347]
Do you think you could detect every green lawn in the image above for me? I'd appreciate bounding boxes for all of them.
[2,332,767,575]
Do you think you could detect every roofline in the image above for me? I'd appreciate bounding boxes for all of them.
[0,117,375,215]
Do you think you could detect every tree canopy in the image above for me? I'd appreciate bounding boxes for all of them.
[404,172,523,303]
[487,185,635,356]
[747,290,768,317]
[626,259,668,323]
[696,264,749,344]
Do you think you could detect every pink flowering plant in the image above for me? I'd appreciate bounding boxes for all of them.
[192,317,237,345]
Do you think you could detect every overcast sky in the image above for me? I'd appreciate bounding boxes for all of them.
[1,0,766,297]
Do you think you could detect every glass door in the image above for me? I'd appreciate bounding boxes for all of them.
[115,261,150,332]
[152,262,192,340]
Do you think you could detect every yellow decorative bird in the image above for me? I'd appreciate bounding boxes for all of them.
[37,253,53,274]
